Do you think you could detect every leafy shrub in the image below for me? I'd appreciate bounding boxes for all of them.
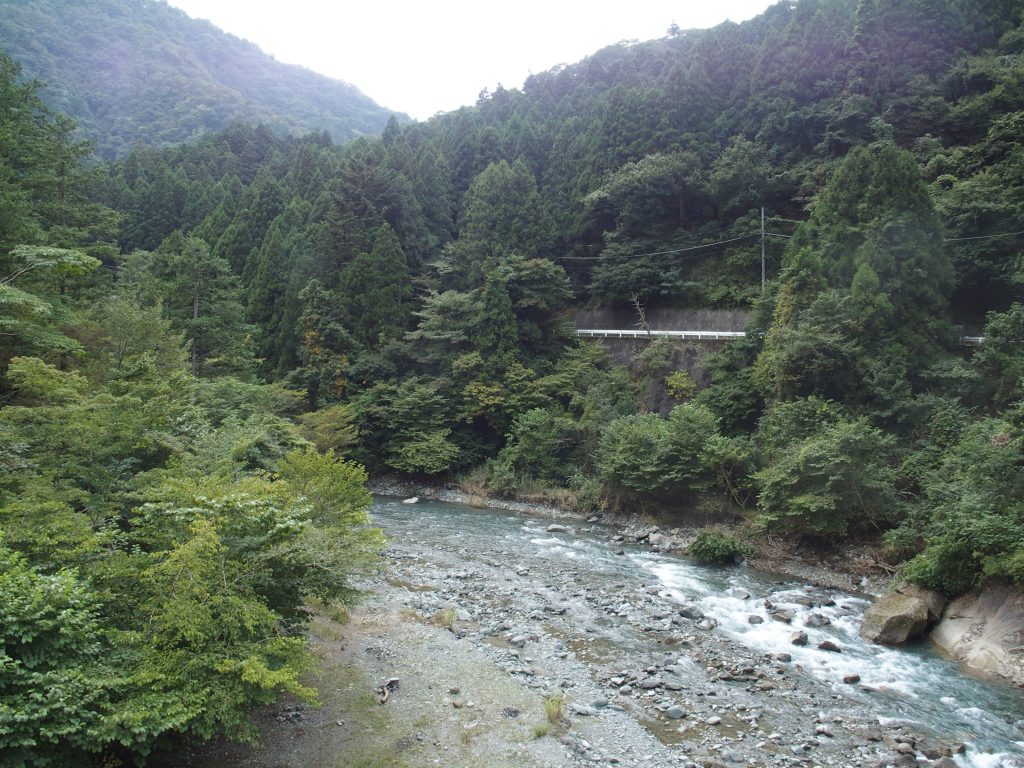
[904,415,1024,595]
[497,407,581,486]
[0,546,110,765]
[596,403,719,501]
[689,528,753,565]
[665,370,697,401]
[754,413,898,536]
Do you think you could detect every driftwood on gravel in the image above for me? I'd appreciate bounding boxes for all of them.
[377,677,400,704]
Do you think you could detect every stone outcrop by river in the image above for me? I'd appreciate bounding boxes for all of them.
[932,582,1024,688]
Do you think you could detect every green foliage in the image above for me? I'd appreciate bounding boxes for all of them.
[665,370,697,401]
[90,295,190,385]
[297,402,359,455]
[336,225,413,350]
[458,159,553,261]
[689,528,754,565]
[493,407,582,487]
[905,412,1024,595]
[597,402,719,503]
[755,412,899,536]
[0,349,377,766]
[147,235,258,378]
[6,356,88,405]
[386,428,461,475]
[0,246,101,372]
[972,303,1024,409]
[0,0,401,159]
[0,546,110,766]
[755,143,954,409]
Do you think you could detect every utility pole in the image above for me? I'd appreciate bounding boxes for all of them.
[760,206,767,293]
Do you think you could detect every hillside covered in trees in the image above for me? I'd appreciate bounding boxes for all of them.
[0,0,403,158]
[3,0,1024,762]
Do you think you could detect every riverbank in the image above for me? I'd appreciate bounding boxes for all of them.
[369,478,892,597]
[174,496,1011,768]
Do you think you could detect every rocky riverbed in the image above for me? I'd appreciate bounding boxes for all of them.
[177,497,1024,768]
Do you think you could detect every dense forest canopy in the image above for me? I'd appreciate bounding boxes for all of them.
[3,0,1024,763]
[0,0,404,158]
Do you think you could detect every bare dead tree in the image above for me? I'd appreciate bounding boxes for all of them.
[630,292,651,336]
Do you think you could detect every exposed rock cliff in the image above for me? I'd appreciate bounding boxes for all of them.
[931,582,1024,687]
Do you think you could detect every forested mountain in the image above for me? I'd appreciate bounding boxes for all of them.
[4,0,1024,762]
[86,0,1024,581]
[0,0,403,158]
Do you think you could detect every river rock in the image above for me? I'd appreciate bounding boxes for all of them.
[546,524,570,533]
[747,615,764,624]
[895,581,946,624]
[817,640,841,653]
[679,605,705,621]
[860,592,929,645]
[665,704,686,719]
[931,581,1024,686]
[790,631,808,646]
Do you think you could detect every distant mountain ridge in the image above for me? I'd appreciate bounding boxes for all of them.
[0,0,405,158]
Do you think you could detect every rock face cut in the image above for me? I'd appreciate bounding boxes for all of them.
[860,592,929,644]
[931,582,1024,687]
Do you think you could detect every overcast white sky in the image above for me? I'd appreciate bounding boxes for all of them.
[166,1,777,120]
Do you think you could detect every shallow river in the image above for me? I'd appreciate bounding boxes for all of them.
[373,497,1024,766]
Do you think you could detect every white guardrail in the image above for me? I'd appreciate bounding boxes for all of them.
[575,329,746,340]
[576,329,988,345]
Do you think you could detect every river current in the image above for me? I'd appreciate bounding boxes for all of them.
[372,496,1024,767]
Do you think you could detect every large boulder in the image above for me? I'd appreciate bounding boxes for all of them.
[895,582,946,624]
[931,582,1024,687]
[860,592,929,644]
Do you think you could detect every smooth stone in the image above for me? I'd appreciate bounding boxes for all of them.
[861,592,929,645]
[679,605,705,621]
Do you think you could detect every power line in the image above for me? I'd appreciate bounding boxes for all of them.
[556,233,759,261]
[944,229,1024,243]
[559,220,744,249]
[553,209,1024,265]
